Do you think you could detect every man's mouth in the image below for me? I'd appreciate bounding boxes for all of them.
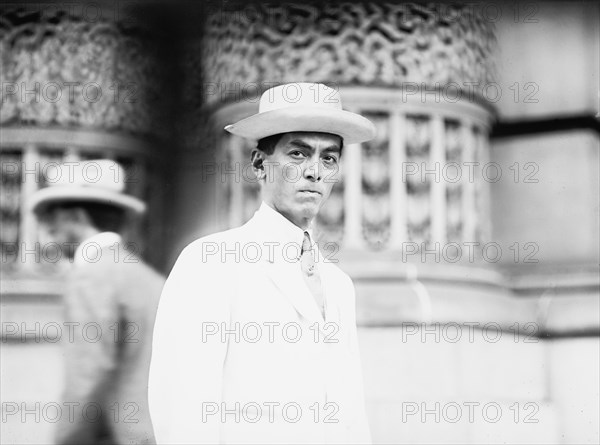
[298,190,321,195]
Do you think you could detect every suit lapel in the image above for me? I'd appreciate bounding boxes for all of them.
[262,260,326,328]
[244,209,336,333]
[319,262,341,327]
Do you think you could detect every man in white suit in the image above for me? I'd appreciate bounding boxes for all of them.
[30,160,164,444]
[149,82,376,444]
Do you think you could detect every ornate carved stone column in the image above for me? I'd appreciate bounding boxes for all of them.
[0,4,171,285]
[0,8,175,443]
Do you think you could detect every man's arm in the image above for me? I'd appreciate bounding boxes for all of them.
[149,241,231,444]
[345,277,372,444]
[56,264,118,444]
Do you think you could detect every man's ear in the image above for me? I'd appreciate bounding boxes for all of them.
[251,149,265,179]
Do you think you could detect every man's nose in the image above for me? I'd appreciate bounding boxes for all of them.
[303,156,321,181]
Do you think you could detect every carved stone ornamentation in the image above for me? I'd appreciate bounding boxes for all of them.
[0,6,168,137]
[445,120,463,243]
[362,113,390,250]
[405,115,432,244]
[0,151,21,266]
[201,2,497,102]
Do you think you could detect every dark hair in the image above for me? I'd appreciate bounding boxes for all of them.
[42,201,126,233]
[256,133,284,155]
[256,133,344,155]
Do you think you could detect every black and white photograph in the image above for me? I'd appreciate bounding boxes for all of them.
[0,1,598,444]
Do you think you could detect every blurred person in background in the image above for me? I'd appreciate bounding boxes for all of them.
[149,82,376,444]
[30,160,164,445]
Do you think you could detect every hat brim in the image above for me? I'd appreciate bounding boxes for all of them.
[224,106,376,145]
[29,186,146,215]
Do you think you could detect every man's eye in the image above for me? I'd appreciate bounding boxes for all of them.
[290,151,306,157]
[323,156,338,164]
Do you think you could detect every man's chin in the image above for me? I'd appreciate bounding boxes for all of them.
[295,200,321,218]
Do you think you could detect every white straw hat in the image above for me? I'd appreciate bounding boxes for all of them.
[29,160,146,215]
[224,82,376,144]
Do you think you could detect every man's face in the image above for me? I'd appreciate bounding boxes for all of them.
[259,132,342,228]
[37,208,84,257]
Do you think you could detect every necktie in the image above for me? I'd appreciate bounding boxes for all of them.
[300,231,325,318]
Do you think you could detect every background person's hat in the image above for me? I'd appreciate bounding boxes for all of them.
[29,160,146,215]
[224,82,376,144]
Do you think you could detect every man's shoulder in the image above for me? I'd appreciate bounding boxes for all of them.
[173,224,253,268]
[87,243,162,272]
[75,245,165,293]
[182,225,250,253]
[320,263,358,315]
[322,261,354,288]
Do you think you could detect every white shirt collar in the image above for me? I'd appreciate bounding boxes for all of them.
[259,201,314,238]
[73,231,122,266]
[251,201,316,262]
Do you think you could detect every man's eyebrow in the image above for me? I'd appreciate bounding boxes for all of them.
[287,140,314,151]
[287,140,341,153]
[322,145,342,154]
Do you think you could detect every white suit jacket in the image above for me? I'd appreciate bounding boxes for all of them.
[59,232,164,444]
[149,202,370,444]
